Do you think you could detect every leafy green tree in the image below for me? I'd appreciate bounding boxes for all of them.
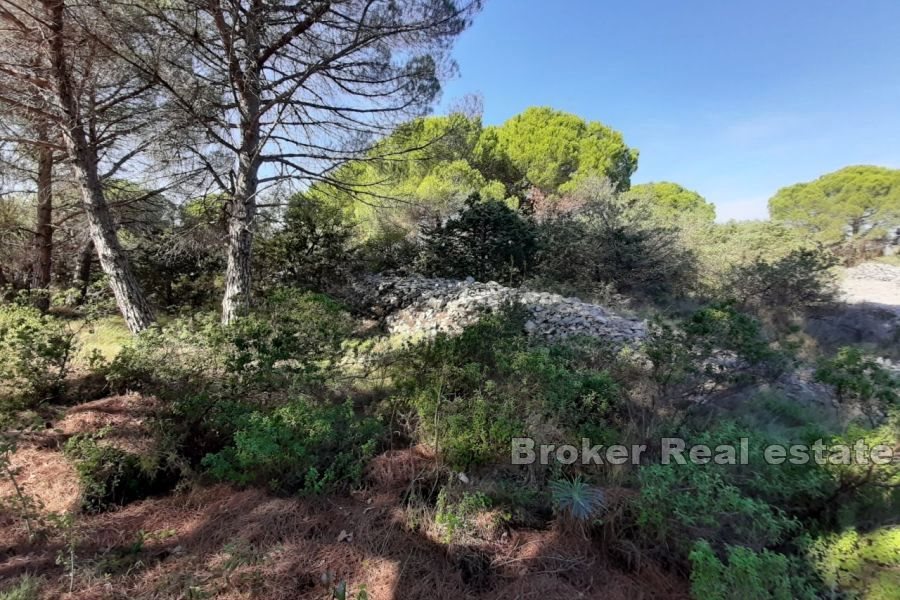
[727,247,838,318]
[257,195,358,290]
[419,194,537,283]
[308,107,638,240]
[626,181,716,223]
[533,178,695,297]
[688,220,819,296]
[488,107,638,194]
[308,113,513,231]
[769,166,900,253]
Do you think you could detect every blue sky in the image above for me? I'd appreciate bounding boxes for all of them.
[437,0,900,221]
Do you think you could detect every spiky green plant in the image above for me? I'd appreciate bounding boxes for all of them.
[550,477,605,521]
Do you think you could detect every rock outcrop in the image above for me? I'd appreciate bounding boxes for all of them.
[352,275,647,345]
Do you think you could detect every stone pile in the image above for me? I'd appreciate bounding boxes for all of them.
[353,275,647,345]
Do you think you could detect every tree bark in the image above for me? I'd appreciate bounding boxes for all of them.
[221,169,257,324]
[45,0,154,333]
[220,8,262,325]
[32,130,53,312]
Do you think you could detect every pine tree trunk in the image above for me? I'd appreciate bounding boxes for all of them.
[221,9,262,326]
[32,138,53,312]
[45,0,154,334]
[221,173,257,324]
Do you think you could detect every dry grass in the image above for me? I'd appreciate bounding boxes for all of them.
[1,400,689,600]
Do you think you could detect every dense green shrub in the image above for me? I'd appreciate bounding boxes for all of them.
[0,304,75,406]
[202,398,381,494]
[108,289,354,396]
[419,194,537,284]
[222,289,354,387]
[257,195,358,289]
[357,221,421,272]
[823,416,900,528]
[727,247,838,320]
[434,489,495,542]
[64,433,178,513]
[634,422,842,557]
[808,527,900,599]
[533,179,696,298]
[641,304,787,410]
[390,309,620,469]
[689,540,818,600]
[106,312,223,396]
[638,462,794,554]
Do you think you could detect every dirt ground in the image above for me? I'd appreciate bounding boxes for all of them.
[1,397,688,600]
[839,262,900,315]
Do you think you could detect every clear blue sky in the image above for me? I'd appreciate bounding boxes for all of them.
[437,0,900,221]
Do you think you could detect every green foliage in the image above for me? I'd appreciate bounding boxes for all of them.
[109,289,353,396]
[305,107,637,247]
[638,461,794,554]
[769,165,900,257]
[123,190,225,310]
[727,247,838,317]
[815,347,898,421]
[626,181,716,223]
[643,304,786,407]
[222,289,354,387]
[533,178,696,298]
[435,489,493,542]
[63,432,177,513]
[633,419,851,558]
[202,398,381,494]
[688,220,819,296]
[258,195,358,289]
[689,540,817,600]
[488,107,638,194]
[106,312,223,397]
[808,527,900,599]
[0,575,42,600]
[390,309,620,469]
[419,194,537,283]
[549,476,605,521]
[824,416,900,528]
[0,303,75,406]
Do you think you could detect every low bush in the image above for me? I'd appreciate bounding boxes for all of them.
[634,421,843,558]
[434,489,495,542]
[533,178,696,299]
[389,309,621,470]
[108,289,354,397]
[638,461,794,555]
[222,289,354,388]
[726,247,838,327]
[202,398,381,494]
[257,195,358,290]
[0,304,76,407]
[106,313,222,396]
[808,527,900,600]
[641,304,788,414]
[689,540,818,600]
[63,433,178,513]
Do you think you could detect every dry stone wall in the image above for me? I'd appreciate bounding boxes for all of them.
[352,275,647,345]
